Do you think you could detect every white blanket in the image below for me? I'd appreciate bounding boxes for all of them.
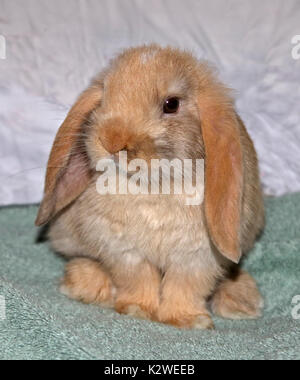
[0,0,299,205]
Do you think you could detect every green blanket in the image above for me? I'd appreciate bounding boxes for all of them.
[0,194,299,360]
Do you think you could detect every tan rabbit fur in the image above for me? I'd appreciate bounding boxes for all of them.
[36,45,265,329]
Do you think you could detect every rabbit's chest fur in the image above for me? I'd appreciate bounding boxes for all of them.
[51,181,218,272]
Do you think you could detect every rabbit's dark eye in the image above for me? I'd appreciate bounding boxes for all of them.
[163,97,180,114]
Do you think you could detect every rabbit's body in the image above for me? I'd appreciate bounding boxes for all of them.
[37,45,264,329]
[50,187,223,329]
[50,177,221,274]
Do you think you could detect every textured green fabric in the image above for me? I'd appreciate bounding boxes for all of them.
[0,194,299,360]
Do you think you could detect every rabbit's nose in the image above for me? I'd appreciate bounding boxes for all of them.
[99,131,127,154]
[98,119,131,154]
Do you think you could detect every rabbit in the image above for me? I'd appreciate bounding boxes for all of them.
[36,45,265,329]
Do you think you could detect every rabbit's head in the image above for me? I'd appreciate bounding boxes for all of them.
[36,45,246,264]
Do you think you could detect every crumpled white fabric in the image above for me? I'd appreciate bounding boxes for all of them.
[0,86,66,205]
[0,0,299,205]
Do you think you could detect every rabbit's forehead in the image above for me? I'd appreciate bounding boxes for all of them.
[139,49,159,64]
[103,50,196,101]
[104,69,190,104]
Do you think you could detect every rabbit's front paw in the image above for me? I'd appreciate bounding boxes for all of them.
[157,304,214,330]
[60,258,115,307]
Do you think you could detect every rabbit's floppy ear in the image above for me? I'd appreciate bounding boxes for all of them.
[35,85,102,226]
[198,92,243,264]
